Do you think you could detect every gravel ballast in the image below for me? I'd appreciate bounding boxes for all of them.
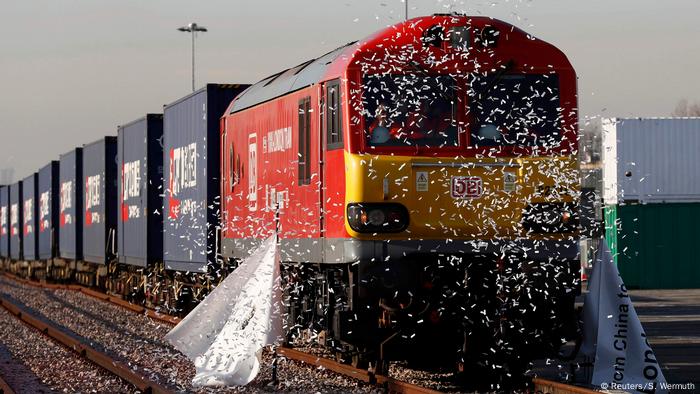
[0,305,134,393]
[0,277,376,393]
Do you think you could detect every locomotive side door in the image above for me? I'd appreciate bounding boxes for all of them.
[317,86,326,255]
[318,79,344,263]
[292,88,324,263]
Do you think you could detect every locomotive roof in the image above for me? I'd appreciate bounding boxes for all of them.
[229,42,356,113]
[228,14,570,115]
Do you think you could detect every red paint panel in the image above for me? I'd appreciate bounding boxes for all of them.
[222,86,323,241]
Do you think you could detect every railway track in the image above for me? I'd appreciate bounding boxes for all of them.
[0,273,600,394]
[0,293,173,394]
[2,272,179,325]
[277,346,442,394]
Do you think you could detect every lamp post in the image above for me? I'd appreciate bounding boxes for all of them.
[177,23,208,92]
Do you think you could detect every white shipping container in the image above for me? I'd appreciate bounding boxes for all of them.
[602,117,700,204]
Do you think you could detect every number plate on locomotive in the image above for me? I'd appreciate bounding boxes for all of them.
[451,176,483,199]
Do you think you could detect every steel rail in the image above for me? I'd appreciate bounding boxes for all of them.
[278,348,599,394]
[0,294,174,394]
[277,347,442,394]
[0,374,16,394]
[1,272,180,325]
[531,377,600,394]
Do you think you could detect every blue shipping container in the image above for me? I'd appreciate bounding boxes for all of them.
[38,161,60,260]
[9,182,23,260]
[0,186,8,258]
[118,114,164,267]
[22,173,39,261]
[82,137,118,264]
[59,148,83,261]
[163,84,248,272]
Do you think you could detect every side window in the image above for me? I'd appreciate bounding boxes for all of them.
[326,80,343,150]
[227,133,241,192]
[298,97,312,185]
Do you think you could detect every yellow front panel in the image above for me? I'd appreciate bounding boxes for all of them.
[344,152,579,240]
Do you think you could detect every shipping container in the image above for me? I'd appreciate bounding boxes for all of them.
[59,148,83,261]
[38,161,60,260]
[9,182,23,260]
[602,117,700,204]
[118,114,164,267]
[22,173,39,261]
[0,186,8,258]
[163,84,248,272]
[82,137,118,264]
[605,202,700,289]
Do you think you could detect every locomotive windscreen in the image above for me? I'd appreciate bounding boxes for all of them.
[362,74,459,148]
[469,73,562,148]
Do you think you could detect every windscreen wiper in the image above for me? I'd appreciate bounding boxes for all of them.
[478,59,516,96]
[406,61,455,103]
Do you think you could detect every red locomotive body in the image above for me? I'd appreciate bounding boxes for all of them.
[221,15,580,380]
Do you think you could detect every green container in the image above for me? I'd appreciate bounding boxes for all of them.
[604,203,700,289]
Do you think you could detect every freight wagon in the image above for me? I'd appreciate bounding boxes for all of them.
[112,114,164,300]
[76,137,118,286]
[9,182,23,261]
[162,83,248,307]
[37,161,60,261]
[22,173,38,262]
[55,148,83,279]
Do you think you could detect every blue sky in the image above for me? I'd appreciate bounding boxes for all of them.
[1,0,699,178]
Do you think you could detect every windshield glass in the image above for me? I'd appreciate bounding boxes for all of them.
[469,74,562,147]
[362,74,459,148]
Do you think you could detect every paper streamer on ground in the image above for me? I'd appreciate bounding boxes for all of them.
[165,236,283,387]
[581,239,668,393]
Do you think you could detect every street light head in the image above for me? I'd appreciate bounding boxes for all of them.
[178,23,206,33]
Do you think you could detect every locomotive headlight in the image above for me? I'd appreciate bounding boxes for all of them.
[367,209,386,226]
[561,210,572,224]
[347,203,409,233]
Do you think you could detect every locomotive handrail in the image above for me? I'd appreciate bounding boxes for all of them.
[411,162,521,168]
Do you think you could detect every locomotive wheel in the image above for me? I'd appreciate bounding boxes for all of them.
[350,346,379,371]
[334,350,348,364]
[351,352,369,370]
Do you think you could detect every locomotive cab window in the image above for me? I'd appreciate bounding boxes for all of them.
[326,80,343,150]
[469,73,562,148]
[298,97,312,185]
[362,74,459,148]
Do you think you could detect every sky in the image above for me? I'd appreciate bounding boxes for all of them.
[0,0,699,180]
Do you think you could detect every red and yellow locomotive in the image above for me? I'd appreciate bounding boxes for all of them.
[221,14,580,377]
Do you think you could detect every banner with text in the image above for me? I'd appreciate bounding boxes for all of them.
[581,240,668,393]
